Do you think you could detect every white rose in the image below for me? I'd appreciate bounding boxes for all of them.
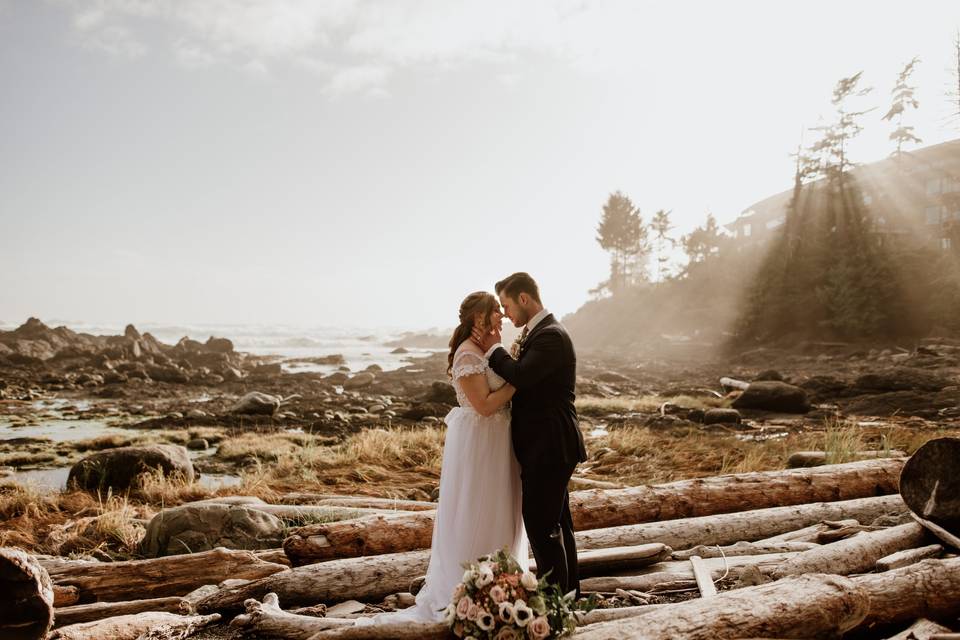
[520,571,538,590]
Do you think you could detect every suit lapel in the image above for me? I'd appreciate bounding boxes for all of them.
[518,314,555,358]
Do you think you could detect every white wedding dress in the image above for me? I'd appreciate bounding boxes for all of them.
[356,345,528,625]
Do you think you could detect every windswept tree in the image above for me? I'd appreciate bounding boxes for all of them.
[595,191,649,294]
[882,57,922,160]
[808,71,874,189]
[649,209,676,282]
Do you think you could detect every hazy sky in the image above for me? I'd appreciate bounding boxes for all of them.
[2,1,960,330]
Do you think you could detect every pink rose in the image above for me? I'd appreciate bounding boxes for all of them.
[489,585,507,603]
[494,627,517,640]
[456,596,472,620]
[467,603,480,621]
[528,615,551,640]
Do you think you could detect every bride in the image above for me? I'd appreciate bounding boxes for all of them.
[356,291,528,625]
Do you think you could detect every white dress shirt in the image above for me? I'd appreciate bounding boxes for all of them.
[485,308,550,359]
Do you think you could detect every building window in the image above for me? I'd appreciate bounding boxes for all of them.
[926,206,943,224]
[766,217,784,230]
[743,223,752,237]
[927,178,942,195]
[943,237,953,251]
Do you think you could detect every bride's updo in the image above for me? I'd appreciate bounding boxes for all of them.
[447,291,498,376]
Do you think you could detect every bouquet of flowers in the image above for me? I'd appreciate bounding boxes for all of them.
[444,548,596,639]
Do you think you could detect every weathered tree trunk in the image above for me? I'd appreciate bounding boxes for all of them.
[576,495,904,554]
[759,519,861,544]
[311,497,438,512]
[672,540,818,560]
[54,596,188,628]
[284,460,903,564]
[229,592,353,639]
[307,623,449,640]
[876,543,943,572]
[787,451,906,468]
[582,553,795,594]
[575,574,869,639]
[771,523,929,578]
[49,613,221,640]
[197,542,671,615]
[853,558,960,628]
[0,547,54,640]
[42,547,288,603]
[197,549,432,614]
[885,619,953,640]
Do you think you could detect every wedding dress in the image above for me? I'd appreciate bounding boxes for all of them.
[355,345,528,625]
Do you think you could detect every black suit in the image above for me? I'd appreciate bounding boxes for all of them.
[488,314,587,596]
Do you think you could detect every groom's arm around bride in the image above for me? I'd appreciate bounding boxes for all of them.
[473,272,588,599]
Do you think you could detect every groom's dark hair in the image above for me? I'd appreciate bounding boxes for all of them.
[495,272,542,304]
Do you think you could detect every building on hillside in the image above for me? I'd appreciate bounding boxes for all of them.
[724,138,960,252]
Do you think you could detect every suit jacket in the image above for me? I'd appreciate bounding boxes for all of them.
[488,314,588,470]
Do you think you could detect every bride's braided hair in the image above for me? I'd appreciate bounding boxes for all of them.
[447,291,498,376]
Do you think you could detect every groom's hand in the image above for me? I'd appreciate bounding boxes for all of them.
[471,325,500,352]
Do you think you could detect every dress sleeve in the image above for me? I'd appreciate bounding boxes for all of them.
[451,351,487,381]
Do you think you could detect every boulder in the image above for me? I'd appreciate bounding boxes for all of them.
[732,381,811,413]
[422,380,457,405]
[754,369,784,382]
[140,503,285,557]
[68,444,195,492]
[186,438,209,451]
[230,392,281,415]
[325,372,350,385]
[390,347,409,354]
[124,324,141,340]
[343,372,376,390]
[702,408,742,425]
[0,547,54,640]
[145,364,189,384]
[204,337,234,353]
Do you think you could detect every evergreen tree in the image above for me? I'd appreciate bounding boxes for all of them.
[595,191,649,294]
[882,57,922,161]
[649,209,676,282]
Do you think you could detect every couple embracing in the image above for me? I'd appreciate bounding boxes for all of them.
[359,272,588,626]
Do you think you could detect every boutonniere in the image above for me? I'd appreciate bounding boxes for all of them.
[509,329,528,360]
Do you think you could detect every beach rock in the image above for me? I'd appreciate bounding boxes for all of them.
[365,364,383,373]
[124,324,141,340]
[250,363,283,376]
[754,369,784,382]
[140,503,284,557]
[230,391,281,415]
[799,375,849,401]
[0,547,54,640]
[842,389,959,418]
[325,372,350,385]
[391,347,409,354]
[595,371,633,384]
[401,402,449,420]
[205,337,234,353]
[68,444,195,492]
[422,381,457,405]
[220,365,243,382]
[732,381,810,413]
[702,408,742,425]
[343,372,376,390]
[103,370,128,384]
[146,364,189,384]
[186,439,209,451]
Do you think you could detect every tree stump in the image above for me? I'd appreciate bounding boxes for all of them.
[0,547,55,640]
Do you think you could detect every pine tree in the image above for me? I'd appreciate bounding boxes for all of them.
[882,57,922,162]
[595,191,648,294]
[649,209,675,282]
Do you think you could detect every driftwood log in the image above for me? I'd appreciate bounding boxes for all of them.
[854,558,960,628]
[576,573,869,639]
[771,522,929,578]
[53,596,189,628]
[284,459,903,564]
[49,612,221,640]
[53,585,80,607]
[671,540,818,560]
[230,592,353,639]
[876,543,943,572]
[787,451,906,468]
[759,519,861,544]
[0,546,55,640]
[42,547,288,603]
[575,495,904,554]
[197,542,670,614]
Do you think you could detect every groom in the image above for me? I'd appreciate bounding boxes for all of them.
[473,272,588,597]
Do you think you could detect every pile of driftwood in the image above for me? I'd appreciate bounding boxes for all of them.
[4,440,959,640]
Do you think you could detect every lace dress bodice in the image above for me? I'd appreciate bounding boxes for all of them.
[451,349,506,410]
